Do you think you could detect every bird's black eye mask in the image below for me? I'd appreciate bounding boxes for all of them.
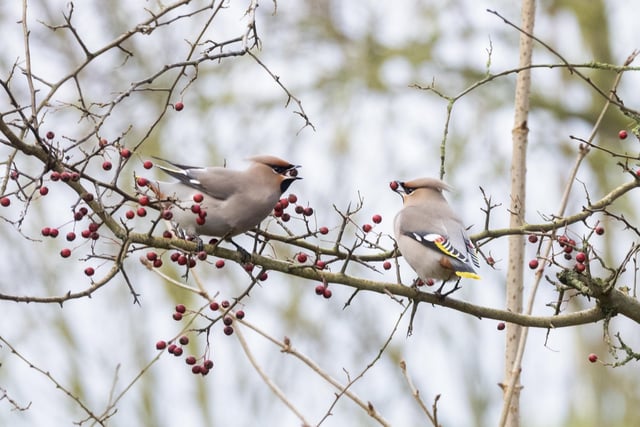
[270,164,294,174]
[400,183,415,195]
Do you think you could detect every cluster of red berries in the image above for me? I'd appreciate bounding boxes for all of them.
[272,193,315,222]
[362,214,382,234]
[527,228,604,272]
[156,332,214,376]
[314,284,332,299]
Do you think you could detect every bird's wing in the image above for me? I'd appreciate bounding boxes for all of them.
[155,158,240,201]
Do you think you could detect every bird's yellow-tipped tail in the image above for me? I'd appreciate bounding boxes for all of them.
[456,271,481,280]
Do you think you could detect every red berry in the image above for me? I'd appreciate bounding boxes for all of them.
[167,344,177,354]
[372,214,382,224]
[162,209,173,220]
[162,230,173,239]
[223,326,234,336]
[191,365,202,374]
[174,102,184,111]
[296,253,308,263]
[425,279,435,287]
[303,207,314,216]
[46,131,55,139]
[179,335,189,345]
[223,316,233,326]
[487,256,495,266]
[50,171,60,181]
[295,205,304,214]
[221,300,230,308]
[196,216,206,225]
[177,255,188,265]
[315,260,326,270]
[362,224,373,233]
[60,172,71,182]
[60,248,71,258]
[99,138,108,147]
[41,227,51,236]
[197,251,207,261]
[88,222,99,232]
[71,172,80,181]
[288,194,298,204]
[258,272,268,281]
[209,301,220,311]
[558,235,568,247]
[102,161,112,171]
[278,198,289,209]
[318,226,329,235]
[66,232,76,241]
[188,258,196,268]
[125,210,135,219]
[243,263,254,272]
[215,259,225,269]
[383,261,392,270]
[173,312,183,321]
[588,353,598,363]
[136,177,149,187]
[81,229,91,239]
[82,193,94,202]
[185,356,197,365]
[137,207,147,217]
[618,130,628,140]
[528,234,538,244]
[528,259,539,269]
[0,197,10,207]
[497,322,506,330]
[235,310,245,320]
[10,170,18,180]
[315,285,325,295]
[595,226,604,235]
[39,186,49,196]
[153,259,163,268]
[84,267,95,276]
[203,359,214,369]
[576,252,586,263]
[281,213,291,222]
[575,262,586,273]
[173,346,183,356]
[389,181,399,191]
[322,288,332,299]
[156,340,167,350]
[120,148,132,158]
[192,193,204,203]
[49,228,59,238]
[143,160,153,169]
[138,195,150,206]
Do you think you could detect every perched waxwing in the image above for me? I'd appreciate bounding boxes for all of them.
[155,155,301,239]
[391,178,480,296]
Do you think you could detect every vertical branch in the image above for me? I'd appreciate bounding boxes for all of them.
[501,1,536,427]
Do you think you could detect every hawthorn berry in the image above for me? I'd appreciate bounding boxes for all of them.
[84,267,95,276]
[288,194,298,204]
[223,326,234,336]
[389,181,399,191]
[153,259,163,268]
[66,232,76,241]
[235,310,245,320]
[576,252,586,263]
[281,213,291,222]
[197,251,207,261]
[528,234,538,244]
[618,130,628,140]
[146,252,158,262]
[125,210,135,220]
[120,148,132,158]
[362,224,373,233]
[46,131,55,139]
[203,359,214,369]
[303,207,314,216]
[295,205,304,214]
[0,197,10,207]
[575,263,586,273]
[223,316,233,326]
[315,260,327,270]
[595,226,605,235]
[528,259,539,269]
[41,227,51,236]
[179,335,189,345]
[175,304,186,315]
[191,365,202,374]
[143,160,153,169]
[167,344,177,354]
[136,177,149,187]
[487,256,495,266]
[209,301,220,311]
[102,161,112,171]
[50,171,60,181]
[322,288,332,299]
[173,347,183,356]
[259,272,268,281]
[174,102,184,111]
[319,226,329,235]
[70,172,80,181]
[372,214,382,224]
[497,322,506,330]
[138,195,150,206]
[315,285,325,295]
[60,248,71,258]
[172,312,183,321]
[215,259,225,269]
[39,186,49,196]
[60,172,71,182]
[162,210,173,220]
[156,340,167,350]
[49,228,59,238]
[137,207,147,217]
[383,261,392,270]
[185,356,197,365]
[192,193,204,203]
[296,253,308,263]
[81,229,92,239]
[588,353,598,363]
